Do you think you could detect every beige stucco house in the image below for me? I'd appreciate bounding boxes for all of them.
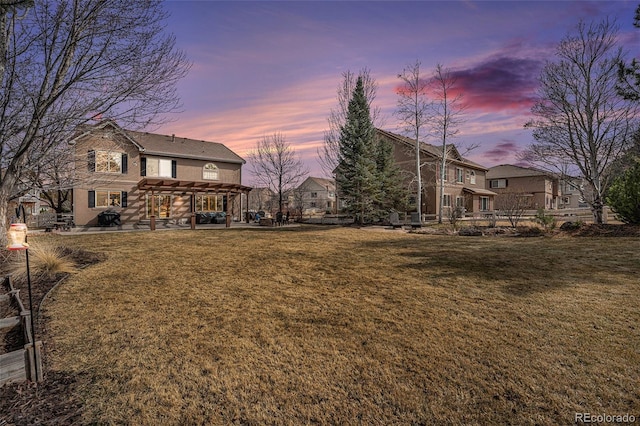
[377,129,496,218]
[70,120,251,228]
[296,177,336,214]
[486,165,560,210]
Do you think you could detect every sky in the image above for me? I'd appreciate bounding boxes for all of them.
[158,0,640,184]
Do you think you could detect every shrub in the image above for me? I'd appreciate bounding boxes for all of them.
[534,208,556,231]
[606,161,640,225]
[10,241,76,281]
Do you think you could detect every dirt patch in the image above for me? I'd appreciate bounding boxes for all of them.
[566,223,640,237]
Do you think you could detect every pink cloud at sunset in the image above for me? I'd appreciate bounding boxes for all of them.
[157,1,639,184]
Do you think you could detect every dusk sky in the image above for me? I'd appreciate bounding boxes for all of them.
[158,0,640,184]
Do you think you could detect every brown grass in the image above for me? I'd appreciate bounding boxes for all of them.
[36,226,640,425]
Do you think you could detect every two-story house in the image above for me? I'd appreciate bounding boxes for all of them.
[486,165,560,210]
[70,120,251,229]
[296,177,336,215]
[376,129,496,218]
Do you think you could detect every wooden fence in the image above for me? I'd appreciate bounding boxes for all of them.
[0,275,43,385]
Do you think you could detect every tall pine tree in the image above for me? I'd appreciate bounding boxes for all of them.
[336,77,379,225]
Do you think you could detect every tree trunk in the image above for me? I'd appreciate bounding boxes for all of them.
[592,198,604,224]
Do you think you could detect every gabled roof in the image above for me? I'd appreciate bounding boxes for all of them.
[129,130,245,164]
[73,120,245,165]
[376,128,487,171]
[300,176,335,191]
[487,164,555,179]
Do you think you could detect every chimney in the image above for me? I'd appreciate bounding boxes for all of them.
[171,134,175,143]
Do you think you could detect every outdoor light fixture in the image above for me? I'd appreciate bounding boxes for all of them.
[7,223,28,250]
[6,222,39,382]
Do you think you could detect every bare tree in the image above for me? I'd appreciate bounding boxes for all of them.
[429,64,467,224]
[495,189,532,228]
[395,60,432,220]
[523,19,638,224]
[319,68,382,178]
[0,0,190,243]
[249,133,308,215]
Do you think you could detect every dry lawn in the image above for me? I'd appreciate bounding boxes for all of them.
[37,226,639,425]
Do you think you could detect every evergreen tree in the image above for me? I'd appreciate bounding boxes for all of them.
[606,160,640,225]
[336,77,379,225]
[374,136,408,218]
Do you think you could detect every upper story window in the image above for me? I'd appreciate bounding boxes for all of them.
[88,150,127,174]
[489,179,507,189]
[456,168,464,183]
[469,170,476,184]
[310,192,318,198]
[203,163,219,180]
[141,157,176,179]
[437,164,448,182]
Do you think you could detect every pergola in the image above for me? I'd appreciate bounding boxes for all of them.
[137,178,253,230]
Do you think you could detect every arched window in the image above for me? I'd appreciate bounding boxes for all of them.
[203,163,219,180]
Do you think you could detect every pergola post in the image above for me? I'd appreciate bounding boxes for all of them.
[150,190,156,231]
[225,191,232,227]
[191,191,196,230]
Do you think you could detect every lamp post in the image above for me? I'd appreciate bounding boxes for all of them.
[7,222,39,382]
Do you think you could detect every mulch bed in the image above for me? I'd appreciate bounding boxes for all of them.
[0,247,104,426]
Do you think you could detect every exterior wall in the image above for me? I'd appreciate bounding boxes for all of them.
[73,132,142,226]
[488,176,558,210]
[383,132,492,216]
[172,157,241,184]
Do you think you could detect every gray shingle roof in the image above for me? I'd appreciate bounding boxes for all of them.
[74,120,245,164]
[129,130,245,164]
[376,128,487,171]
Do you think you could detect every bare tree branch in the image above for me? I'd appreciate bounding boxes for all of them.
[0,0,191,243]
[248,132,308,214]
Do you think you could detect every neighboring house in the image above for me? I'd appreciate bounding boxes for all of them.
[247,187,277,215]
[70,120,251,227]
[296,177,336,214]
[486,165,560,210]
[376,129,496,218]
[558,176,589,209]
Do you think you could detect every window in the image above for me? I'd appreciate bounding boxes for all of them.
[442,194,452,207]
[88,150,127,174]
[438,164,448,182]
[195,195,223,212]
[146,194,172,218]
[142,157,176,178]
[88,190,128,208]
[203,163,219,180]
[489,179,507,189]
[469,170,476,184]
[310,202,317,208]
[328,192,335,198]
[455,196,465,208]
[310,192,318,198]
[480,196,490,211]
[456,168,464,183]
